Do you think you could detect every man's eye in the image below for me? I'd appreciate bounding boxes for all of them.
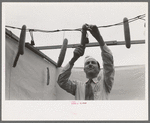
[92,61,96,64]
[86,62,89,65]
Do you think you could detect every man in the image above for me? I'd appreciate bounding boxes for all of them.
[57,24,115,100]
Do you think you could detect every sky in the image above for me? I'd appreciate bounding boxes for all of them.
[3,2,148,67]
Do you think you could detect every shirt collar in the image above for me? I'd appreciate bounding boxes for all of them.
[85,79,98,84]
[86,71,102,84]
[92,77,99,84]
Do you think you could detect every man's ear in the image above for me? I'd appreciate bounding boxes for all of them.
[97,61,100,70]
[83,67,86,73]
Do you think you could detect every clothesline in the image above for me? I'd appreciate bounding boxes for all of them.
[5,14,145,33]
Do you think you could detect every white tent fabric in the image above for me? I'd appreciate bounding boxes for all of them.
[6,35,57,100]
[56,65,145,100]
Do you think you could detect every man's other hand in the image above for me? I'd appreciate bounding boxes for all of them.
[73,45,85,58]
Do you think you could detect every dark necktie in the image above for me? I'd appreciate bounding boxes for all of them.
[85,79,94,100]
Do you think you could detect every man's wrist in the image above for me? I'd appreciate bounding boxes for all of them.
[69,55,79,65]
[69,60,74,66]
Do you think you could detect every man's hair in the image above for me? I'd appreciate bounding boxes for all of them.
[84,56,100,70]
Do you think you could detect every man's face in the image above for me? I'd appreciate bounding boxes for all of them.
[84,58,100,79]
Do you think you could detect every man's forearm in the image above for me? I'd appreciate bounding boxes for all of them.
[57,63,77,95]
[100,44,115,93]
[97,34,105,46]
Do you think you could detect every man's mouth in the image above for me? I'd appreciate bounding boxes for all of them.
[88,67,94,70]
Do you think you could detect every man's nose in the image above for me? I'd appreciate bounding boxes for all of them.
[89,62,93,67]
[89,61,93,65]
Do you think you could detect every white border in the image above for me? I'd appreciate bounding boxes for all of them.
[2,2,149,121]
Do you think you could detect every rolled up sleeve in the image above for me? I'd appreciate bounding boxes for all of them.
[100,44,115,93]
[57,63,77,95]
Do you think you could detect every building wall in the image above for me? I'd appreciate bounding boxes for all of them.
[6,35,57,100]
